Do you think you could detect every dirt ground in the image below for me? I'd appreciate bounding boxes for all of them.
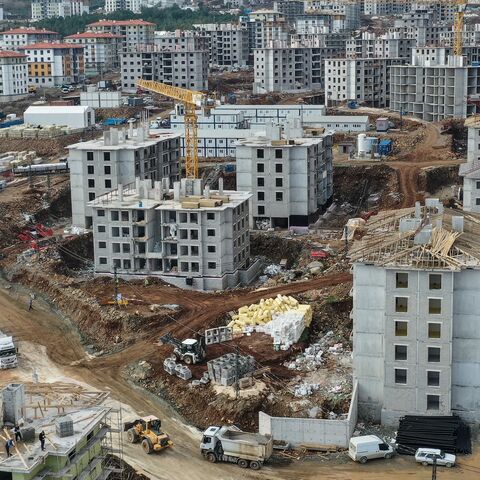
[0,279,479,480]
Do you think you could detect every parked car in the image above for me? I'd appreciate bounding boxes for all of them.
[348,435,394,464]
[415,448,455,467]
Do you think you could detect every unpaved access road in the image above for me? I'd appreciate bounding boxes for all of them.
[0,278,479,480]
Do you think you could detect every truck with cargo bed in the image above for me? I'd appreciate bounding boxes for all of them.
[0,331,18,369]
[200,425,273,470]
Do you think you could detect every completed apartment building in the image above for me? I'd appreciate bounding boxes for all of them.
[0,27,60,50]
[325,57,407,108]
[0,50,28,103]
[236,122,333,228]
[121,48,208,91]
[68,127,181,228]
[90,178,260,290]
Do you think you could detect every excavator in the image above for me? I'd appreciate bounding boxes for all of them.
[125,416,173,454]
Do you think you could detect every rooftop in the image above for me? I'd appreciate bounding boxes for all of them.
[87,19,155,27]
[0,406,110,473]
[1,28,58,35]
[349,200,480,270]
[65,32,124,39]
[236,135,327,148]
[0,50,26,58]
[18,42,84,50]
[68,129,180,151]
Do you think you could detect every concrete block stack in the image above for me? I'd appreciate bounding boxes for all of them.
[55,415,74,437]
[207,353,256,386]
[205,326,233,345]
[257,310,306,350]
[163,357,192,380]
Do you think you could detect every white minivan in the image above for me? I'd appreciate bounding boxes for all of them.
[349,435,395,464]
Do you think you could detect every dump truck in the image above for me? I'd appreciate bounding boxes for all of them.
[125,416,173,454]
[0,331,18,369]
[200,426,273,470]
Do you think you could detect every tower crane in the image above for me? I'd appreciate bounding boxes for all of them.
[137,79,204,179]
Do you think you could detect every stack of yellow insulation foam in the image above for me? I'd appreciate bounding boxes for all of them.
[227,294,312,334]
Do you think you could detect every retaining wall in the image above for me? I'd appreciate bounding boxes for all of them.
[259,381,358,448]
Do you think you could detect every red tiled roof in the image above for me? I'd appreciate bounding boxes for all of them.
[65,32,124,39]
[18,42,84,50]
[87,19,155,27]
[1,28,59,35]
[0,50,26,58]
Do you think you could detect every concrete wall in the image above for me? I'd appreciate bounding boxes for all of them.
[259,381,358,448]
[2,383,25,424]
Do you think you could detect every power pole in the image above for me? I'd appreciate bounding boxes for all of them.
[114,266,119,308]
[235,345,240,399]
[432,456,437,480]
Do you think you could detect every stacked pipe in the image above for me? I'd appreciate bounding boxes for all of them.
[396,415,471,455]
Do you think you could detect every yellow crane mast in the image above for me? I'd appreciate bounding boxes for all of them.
[137,79,204,179]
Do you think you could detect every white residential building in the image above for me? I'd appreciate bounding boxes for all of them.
[236,123,333,228]
[89,178,260,290]
[31,0,89,20]
[363,0,410,16]
[0,27,60,50]
[304,0,361,31]
[121,48,208,92]
[18,42,85,87]
[390,49,480,121]
[325,57,407,108]
[0,51,28,103]
[346,32,415,59]
[104,0,150,13]
[192,23,249,67]
[65,32,123,75]
[87,19,155,52]
[68,127,181,228]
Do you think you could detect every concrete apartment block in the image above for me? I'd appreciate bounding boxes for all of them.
[346,32,415,59]
[325,57,407,108]
[68,127,181,228]
[459,119,480,212]
[121,48,208,92]
[154,30,209,52]
[236,123,333,228]
[352,204,480,426]
[254,44,341,94]
[390,51,480,121]
[192,23,249,67]
[89,178,261,290]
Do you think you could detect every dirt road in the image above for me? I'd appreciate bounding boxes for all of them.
[0,279,479,479]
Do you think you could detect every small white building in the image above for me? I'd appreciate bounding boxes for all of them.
[24,106,95,129]
[0,51,29,103]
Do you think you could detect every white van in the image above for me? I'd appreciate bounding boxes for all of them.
[349,435,394,464]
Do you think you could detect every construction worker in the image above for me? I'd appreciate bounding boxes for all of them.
[13,425,22,442]
[39,430,46,451]
[5,438,14,457]
[28,293,34,311]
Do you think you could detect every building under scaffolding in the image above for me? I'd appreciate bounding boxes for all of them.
[349,199,480,426]
[0,383,124,480]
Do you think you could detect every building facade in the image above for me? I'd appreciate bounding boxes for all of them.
[31,0,89,20]
[18,42,85,87]
[65,32,123,75]
[121,48,208,91]
[192,23,249,68]
[68,127,181,228]
[87,19,155,52]
[90,178,260,291]
[236,123,333,228]
[459,118,480,213]
[390,50,480,121]
[325,57,407,108]
[254,44,342,94]
[0,51,29,103]
[0,27,60,50]
[352,202,480,426]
